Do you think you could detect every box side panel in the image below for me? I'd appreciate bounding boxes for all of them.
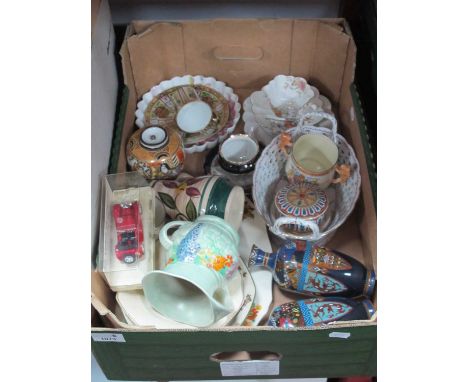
[183,19,293,92]
[338,37,377,273]
[127,22,186,98]
[91,0,118,251]
[114,34,139,173]
[309,22,350,103]
[92,326,376,380]
[125,19,352,100]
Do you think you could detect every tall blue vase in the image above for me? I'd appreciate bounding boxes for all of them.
[249,240,376,298]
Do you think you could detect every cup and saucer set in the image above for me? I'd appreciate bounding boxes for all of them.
[101,74,372,330]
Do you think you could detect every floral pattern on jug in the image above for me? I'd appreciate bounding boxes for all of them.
[166,220,239,278]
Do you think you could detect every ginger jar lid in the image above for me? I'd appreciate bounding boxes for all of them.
[274,182,328,219]
[140,126,169,149]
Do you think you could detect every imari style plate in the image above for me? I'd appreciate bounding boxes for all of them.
[144,84,229,146]
[135,75,241,153]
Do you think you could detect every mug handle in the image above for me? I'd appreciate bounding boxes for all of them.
[331,164,351,184]
[272,217,321,241]
[159,221,187,250]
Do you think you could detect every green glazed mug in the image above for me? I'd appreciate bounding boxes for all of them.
[154,175,245,230]
[142,215,240,327]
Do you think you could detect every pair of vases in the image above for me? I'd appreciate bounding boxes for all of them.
[249,240,376,328]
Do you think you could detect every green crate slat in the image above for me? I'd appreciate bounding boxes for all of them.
[350,83,377,209]
[108,86,129,174]
[92,325,376,380]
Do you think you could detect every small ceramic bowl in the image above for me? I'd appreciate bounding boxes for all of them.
[218,134,260,174]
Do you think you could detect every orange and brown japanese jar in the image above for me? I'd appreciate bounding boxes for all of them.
[126,126,185,180]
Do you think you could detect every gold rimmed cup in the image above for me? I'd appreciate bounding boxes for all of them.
[285,133,350,189]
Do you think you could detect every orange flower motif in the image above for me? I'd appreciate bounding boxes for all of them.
[278,132,293,154]
[212,256,227,271]
[166,257,175,266]
[332,164,351,184]
[211,255,234,271]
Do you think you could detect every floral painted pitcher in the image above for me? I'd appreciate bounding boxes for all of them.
[142,215,240,327]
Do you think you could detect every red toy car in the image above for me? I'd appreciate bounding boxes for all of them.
[112,201,144,264]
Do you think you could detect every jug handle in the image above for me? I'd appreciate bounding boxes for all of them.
[159,221,186,249]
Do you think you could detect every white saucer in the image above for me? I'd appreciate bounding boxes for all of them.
[238,198,274,326]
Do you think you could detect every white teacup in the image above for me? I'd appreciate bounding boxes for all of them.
[176,101,212,133]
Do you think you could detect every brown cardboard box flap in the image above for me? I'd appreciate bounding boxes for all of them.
[123,19,352,103]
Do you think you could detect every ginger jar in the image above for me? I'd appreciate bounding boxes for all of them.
[126,126,185,180]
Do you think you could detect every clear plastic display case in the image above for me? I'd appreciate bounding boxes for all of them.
[98,172,156,291]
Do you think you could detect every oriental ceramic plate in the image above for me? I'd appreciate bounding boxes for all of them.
[135,75,241,153]
[144,84,229,146]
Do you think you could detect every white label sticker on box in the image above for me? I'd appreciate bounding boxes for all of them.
[220,360,280,376]
[91,333,126,343]
[329,332,351,339]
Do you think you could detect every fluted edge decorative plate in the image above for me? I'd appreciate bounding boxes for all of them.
[135,75,241,154]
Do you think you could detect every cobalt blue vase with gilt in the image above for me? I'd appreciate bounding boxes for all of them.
[248,240,376,298]
[268,297,375,328]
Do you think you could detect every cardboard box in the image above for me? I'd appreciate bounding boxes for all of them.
[91,18,377,380]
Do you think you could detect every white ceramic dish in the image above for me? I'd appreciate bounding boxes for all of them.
[116,259,251,328]
[238,198,274,326]
[230,257,257,326]
[262,74,317,110]
[135,75,241,154]
[242,77,334,146]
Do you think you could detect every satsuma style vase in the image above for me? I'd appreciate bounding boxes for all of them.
[126,126,185,180]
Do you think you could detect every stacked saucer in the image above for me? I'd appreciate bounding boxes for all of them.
[243,75,334,146]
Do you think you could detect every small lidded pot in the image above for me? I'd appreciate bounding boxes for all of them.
[273,182,330,236]
[127,126,185,180]
[218,134,260,174]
